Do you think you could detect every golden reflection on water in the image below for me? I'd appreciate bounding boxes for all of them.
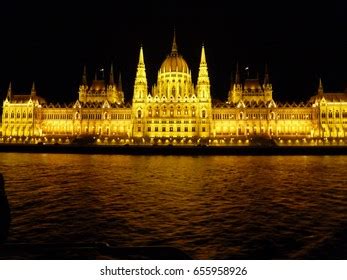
[1,154,347,259]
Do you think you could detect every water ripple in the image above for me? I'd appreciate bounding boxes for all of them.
[1,154,347,259]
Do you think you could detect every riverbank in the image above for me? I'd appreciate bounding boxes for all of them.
[0,143,347,155]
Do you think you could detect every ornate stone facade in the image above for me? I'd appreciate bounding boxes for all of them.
[1,35,347,145]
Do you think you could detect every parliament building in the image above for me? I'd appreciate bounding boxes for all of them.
[1,35,347,145]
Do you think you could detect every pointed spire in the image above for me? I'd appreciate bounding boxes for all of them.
[82,65,87,85]
[235,62,240,84]
[7,82,12,100]
[31,82,36,97]
[264,64,269,85]
[200,44,206,65]
[171,28,178,55]
[318,77,324,95]
[139,45,144,65]
[109,64,115,85]
[133,45,148,100]
[118,73,123,91]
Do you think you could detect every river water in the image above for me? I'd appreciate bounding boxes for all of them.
[1,153,347,259]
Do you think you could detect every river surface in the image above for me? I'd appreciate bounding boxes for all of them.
[1,153,347,259]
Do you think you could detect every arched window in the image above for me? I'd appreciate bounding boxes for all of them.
[22,112,26,118]
[5,111,8,118]
[137,110,142,118]
[336,111,339,118]
[28,112,32,118]
[17,112,20,118]
[202,110,206,118]
[321,112,326,118]
[239,112,244,120]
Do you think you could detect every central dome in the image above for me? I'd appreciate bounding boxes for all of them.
[159,33,189,74]
[160,54,189,73]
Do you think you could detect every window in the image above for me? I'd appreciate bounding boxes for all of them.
[202,127,206,132]
[28,112,33,118]
[147,127,151,132]
[328,111,333,118]
[17,112,20,118]
[170,127,173,132]
[155,127,158,132]
[192,127,196,132]
[137,110,142,118]
[162,127,166,132]
[321,112,326,118]
[184,127,188,132]
[336,111,340,118]
[5,112,8,118]
[177,127,181,132]
[202,110,206,118]
[138,127,141,132]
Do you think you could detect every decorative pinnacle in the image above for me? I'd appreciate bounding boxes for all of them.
[31,82,36,96]
[264,64,269,85]
[7,82,12,99]
[139,45,144,65]
[318,78,324,94]
[82,65,87,85]
[200,44,206,65]
[109,64,115,85]
[118,73,123,91]
[235,62,240,84]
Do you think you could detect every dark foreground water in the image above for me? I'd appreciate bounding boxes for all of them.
[1,153,347,259]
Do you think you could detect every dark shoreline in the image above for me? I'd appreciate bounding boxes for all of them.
[1,144,347,155]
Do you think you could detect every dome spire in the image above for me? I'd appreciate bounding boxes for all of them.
[171,28,178,55]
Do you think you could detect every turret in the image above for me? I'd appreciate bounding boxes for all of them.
[263,64,273,102]
[79,66,88,102]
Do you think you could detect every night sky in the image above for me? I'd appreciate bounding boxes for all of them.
[0,1,346,104]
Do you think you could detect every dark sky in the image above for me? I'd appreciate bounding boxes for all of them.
[0,1,346,104]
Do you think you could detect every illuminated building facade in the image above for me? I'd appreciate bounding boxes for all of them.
[1,35,347,145]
